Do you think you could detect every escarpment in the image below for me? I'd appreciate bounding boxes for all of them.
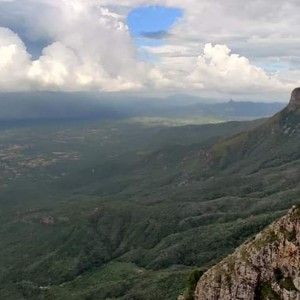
[288,87,300,112]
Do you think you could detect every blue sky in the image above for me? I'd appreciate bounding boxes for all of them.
[127,6,183,47]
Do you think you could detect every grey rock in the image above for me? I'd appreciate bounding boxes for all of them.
[195,206,300,300]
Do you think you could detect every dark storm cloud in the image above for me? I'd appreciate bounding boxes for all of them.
[139,30,172,40]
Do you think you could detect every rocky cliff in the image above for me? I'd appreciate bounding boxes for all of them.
[288,87,300,112]
[194,206,300,300]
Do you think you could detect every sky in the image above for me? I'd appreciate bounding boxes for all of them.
[0,0,300,101]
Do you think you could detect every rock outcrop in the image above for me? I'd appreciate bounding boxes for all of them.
[194,206,300,300]
[288,88,300,111]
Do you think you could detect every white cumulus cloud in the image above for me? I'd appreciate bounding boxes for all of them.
[0,27,31,91]
[0,0,300,100]
[0,0,148,92]
[188,44,290,93]
[143,43,293,95]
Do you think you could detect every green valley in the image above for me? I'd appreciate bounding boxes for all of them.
[0,94,299,299]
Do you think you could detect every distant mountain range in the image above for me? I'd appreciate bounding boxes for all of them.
[0,92,285,122]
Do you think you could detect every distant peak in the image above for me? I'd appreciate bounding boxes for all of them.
[288,87,300,111]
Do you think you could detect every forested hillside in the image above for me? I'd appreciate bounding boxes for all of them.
[0,92,299,299]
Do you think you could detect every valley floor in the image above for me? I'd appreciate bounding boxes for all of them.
[0,117,298,299]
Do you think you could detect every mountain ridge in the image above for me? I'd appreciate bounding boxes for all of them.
[198,88,300,173]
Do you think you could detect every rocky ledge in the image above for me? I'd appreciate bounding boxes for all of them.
[194,206,300,300]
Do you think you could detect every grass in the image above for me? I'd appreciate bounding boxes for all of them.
[259,283,280,300]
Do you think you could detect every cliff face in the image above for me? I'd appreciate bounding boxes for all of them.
[194,206,300,300]
[288,87,300,112]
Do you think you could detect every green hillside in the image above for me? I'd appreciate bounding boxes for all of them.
[1,93,300,299]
